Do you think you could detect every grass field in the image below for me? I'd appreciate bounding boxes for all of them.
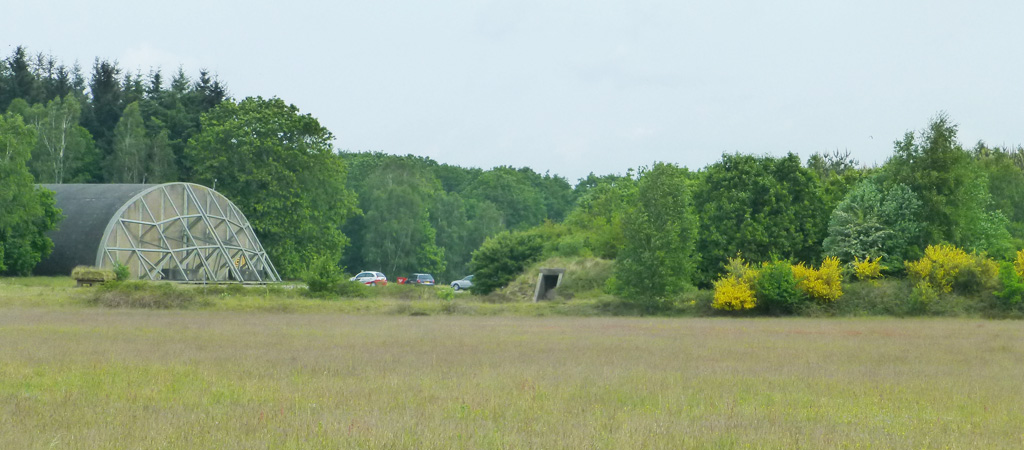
[2,299,1023,448]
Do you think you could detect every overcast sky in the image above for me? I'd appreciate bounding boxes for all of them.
[6,0,1024,182]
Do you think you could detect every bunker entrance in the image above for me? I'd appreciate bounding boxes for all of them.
[533,268,565,302]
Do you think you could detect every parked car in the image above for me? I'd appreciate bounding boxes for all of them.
[451,275,474,291]
[406,273,435,286]
[350,271,387,286]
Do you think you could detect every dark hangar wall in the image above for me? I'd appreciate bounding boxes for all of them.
[34,184,157,276]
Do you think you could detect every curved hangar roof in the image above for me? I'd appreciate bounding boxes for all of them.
[36,183,280,282]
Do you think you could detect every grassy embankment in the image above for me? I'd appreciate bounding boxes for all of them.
[0,276,615,316]
[1,271,1018,318]
[1,306,1023,448]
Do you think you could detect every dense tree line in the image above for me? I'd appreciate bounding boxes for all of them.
[471,114,1024,308]
[0,46,225,184]
[339,152,576,282]
[5,46,1024,302]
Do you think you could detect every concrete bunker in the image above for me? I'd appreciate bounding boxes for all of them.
[533,268,565,302]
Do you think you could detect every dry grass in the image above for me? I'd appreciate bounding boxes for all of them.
[0,277,87,308]
[1,310,1023,449]
[0,277,609,316]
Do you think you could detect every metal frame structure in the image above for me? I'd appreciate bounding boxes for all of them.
[94,183,280,282]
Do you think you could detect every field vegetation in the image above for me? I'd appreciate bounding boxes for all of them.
[3,278,1022,447]
[2,306,1022,449]
[4,273,1023,319]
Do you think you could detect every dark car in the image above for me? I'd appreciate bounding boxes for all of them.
[406,273,435,286]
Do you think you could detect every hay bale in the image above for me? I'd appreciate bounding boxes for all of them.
[72,266,116,286]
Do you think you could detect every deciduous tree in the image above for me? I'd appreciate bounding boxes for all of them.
[564,173,636,259]
[0,112,61,275]
[469,230,544,295]
[186,97,359,278]
[466,167,545,230]
[694,153,827,285]
[7,95,97,183]
[358,159,445,276]
[610,163,697,311]
[880,114,1011,256]
[822,179,922,271]
[109,102,147,182]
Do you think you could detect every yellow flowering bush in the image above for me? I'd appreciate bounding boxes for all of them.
[791,263,815,286]
[905,244,998,293]
[1014,249,1024,278]
[712,255,759,311]
[792,256,843,303]
[852,256,883,281]
[712,275,757,311]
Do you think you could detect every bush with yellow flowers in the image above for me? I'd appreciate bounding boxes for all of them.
[852,256,883,281]
[905,244,998,294]
[1013,249,1024,278]
[712,275,757,311]
[712,255,758,311]
[792,256,843,303]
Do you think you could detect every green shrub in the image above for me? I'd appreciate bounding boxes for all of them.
[553,234,590,258]
[994,261,1024,309]
[469,231,544,295]
[834,279,913,316]
[113,262,131,281]
[303,255,343,294]
[436,286,455,301]
[676,289,715,316]
[908,282,938,315]
[90,281,202,309]
[754,260,803,315]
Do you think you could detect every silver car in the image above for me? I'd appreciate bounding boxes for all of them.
[450,275,473,291]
